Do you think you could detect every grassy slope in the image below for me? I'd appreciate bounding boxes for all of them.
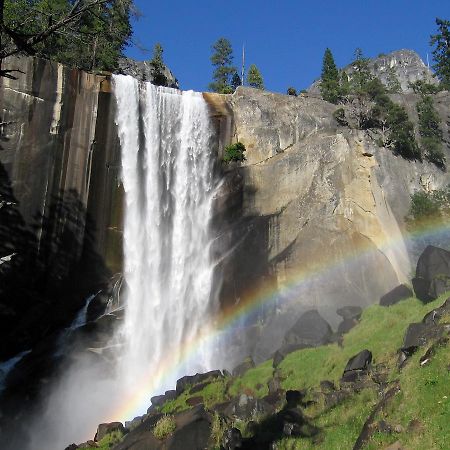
[161,294,449,449]
[89,294,449,449]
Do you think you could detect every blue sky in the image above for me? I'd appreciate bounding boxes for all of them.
[126,0,449,93]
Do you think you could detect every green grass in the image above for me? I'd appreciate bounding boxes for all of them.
[278,296,445,391]
[276,388,378,449]
[229,359,274,398]
[83,430,124,450]
[153,414,176,440]
[151,294,450,449]
[161,378,229,413]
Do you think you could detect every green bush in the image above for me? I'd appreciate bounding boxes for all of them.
[287,87,298,96]
[408,186,450,224]
[223,142,246,163]
[153,415,176,440]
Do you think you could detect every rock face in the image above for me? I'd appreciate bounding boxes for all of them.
[0,56,123,364]
[209,83,450,363]
[118,57,178,87]
[308,49,436,94]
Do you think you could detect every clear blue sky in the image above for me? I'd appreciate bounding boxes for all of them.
[125,0,449,93]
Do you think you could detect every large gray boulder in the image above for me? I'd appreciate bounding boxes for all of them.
[380,284,413,306]
[412,246,450,302]
[283,310,332,348]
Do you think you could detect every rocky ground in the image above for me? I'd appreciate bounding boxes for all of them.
[68,245,450,450]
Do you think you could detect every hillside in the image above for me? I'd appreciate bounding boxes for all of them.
[75,290,450,450]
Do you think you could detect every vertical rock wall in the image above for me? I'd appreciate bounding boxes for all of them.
[0,56,122,276]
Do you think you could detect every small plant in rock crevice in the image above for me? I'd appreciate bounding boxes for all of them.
[223,142,247,163]
[153,414,176,440]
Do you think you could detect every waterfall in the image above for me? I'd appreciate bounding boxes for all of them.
[113,75,219,408]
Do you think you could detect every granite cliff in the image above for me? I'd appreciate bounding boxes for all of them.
[0,52,449,416]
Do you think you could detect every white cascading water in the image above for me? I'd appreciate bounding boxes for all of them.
[113,75,219,408]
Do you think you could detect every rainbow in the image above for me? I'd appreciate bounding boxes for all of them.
[107,217,450,423]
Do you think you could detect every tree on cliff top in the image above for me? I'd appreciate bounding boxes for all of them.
[320,48,341,103]
[247,63,264,90]
[430,17,450,89]
[0,0,134,77]
[209,37,237,94]
[150,43,168,86]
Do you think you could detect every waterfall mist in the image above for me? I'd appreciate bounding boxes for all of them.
[19,76,221,450]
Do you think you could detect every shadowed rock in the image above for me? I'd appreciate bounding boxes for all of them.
[342,349,372,382]
[413,246,450,302]
[283,310,332,348]
[380,284,413,306]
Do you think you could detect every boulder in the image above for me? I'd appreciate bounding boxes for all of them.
[186,396,203,406]
[282,310,332,348]
[336,306,362,320]
[412,277,432,302]
[175,370,223,395]
[337,318,359,335]
[113,413,164,450]
[342,350,372,382]
[285,390,306,408]
[422,297,450,325]
[267,376,282,395]
[166,406,211,450]
[413,246,450,302]
[380,284,413,306]
[416,245,450,280]
[401,323,446,356]
[150,394,166,408]
[320,380,336,392]
[222,427,243,450]
[232,357,255,376]
[95,422,125,442]
[344,349,372,373]
[224,394,273,420]
[429,277,450,299]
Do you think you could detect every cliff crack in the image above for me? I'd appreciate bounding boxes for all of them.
[4,87,44,102]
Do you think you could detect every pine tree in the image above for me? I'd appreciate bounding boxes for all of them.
[386,66,401,93]
[430,17,450,89]
[150,43,168,86]
[209,37,236,93]
[350,48,374,94]
[231,72,241,91]
[320,48,341,103]
[247,64,264,89]
[417,94,445,166]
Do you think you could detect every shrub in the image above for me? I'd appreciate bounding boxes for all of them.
[211,412,227,448]
[223,142,246,163]
[409,80,441,95]
[153,415,176,440]
[408,186,450,224]
[287,87,298,96]
[333,108,348,126]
